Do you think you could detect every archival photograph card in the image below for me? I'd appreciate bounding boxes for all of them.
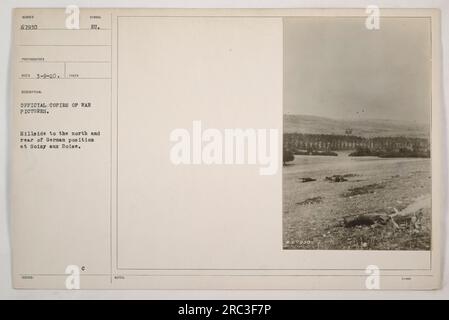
[10,8,442,289]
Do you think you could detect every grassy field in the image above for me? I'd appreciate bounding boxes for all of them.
[283,152,431,250]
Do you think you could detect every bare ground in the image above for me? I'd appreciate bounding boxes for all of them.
[283,153,431,250]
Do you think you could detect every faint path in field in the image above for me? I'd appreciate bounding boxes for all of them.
[400,194,431,215]
[284,153,427,175]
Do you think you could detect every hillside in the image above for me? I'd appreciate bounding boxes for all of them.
[283,114,430,138]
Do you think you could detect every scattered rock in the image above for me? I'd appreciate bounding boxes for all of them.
[325,175,348,182]
[296,196,323,206]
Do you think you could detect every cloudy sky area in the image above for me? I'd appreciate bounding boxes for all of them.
[284,17,431,124]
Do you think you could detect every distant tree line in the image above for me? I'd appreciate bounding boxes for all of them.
[283,133,430,160]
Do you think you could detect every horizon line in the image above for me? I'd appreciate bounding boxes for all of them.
[283,113,430,125]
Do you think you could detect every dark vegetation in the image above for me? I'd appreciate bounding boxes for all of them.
[284,133,430,159]
[294,149,338,156]
[349,147,430,158]
[283,149,294,165]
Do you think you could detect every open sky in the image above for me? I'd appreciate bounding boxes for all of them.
[284,17,431,124]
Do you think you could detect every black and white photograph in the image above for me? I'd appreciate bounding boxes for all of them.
[283,17,432,250]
